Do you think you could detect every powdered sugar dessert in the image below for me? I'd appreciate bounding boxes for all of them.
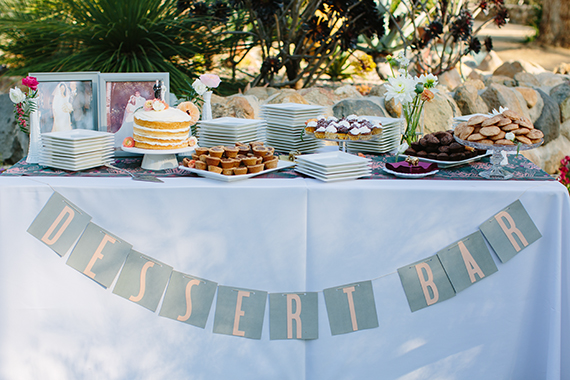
[133,100,194,150]
[304,115,382,141]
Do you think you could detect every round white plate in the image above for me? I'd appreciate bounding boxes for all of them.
[382,166,439,178]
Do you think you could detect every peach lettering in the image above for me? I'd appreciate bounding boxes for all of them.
[415,263,439,306]
[495,211,529,252]
[458,241,485,283]
[83,234,116,279]
[286,294,302,339]
[129,261,155,302]
[232,290,250,337]
[343,286,358,331]
[41,205,75,245]
[177,279,201,322]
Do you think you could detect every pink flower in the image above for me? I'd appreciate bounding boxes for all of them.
[143,100,154,111]
[199,74,221,89]
[22,76,39,91]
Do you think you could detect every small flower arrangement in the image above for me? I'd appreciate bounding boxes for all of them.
[143,98,169,112]
[181,73,221,107]
[558,156,570,194]
[384,52,438,146]
[9,76,39,134]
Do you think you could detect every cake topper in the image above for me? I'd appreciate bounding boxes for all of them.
[153,80,162,100]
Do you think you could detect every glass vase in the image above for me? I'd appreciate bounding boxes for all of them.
[202,91,213,121]
[26,98,41,164]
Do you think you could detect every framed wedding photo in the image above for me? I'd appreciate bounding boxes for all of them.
[29,72,99,134]
[98,72,170,150]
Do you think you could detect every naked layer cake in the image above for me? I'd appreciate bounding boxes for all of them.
[133,102,193,150]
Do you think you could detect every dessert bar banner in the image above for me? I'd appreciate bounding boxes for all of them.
[398,255,456,312]
[213,286,267,339]
[27,192,91,257]
[27,192,542,338]
[323,281,379,335]
[66,222,132,289]
[479,200,542,263]
[159,271,218,329]
[112,250,173,312]
[269,292,319,340]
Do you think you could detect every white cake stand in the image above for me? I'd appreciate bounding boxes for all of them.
[121,146,196,170]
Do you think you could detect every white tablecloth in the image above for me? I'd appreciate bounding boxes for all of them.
[0,176,569,380]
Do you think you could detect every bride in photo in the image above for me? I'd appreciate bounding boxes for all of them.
[51,83,74,132]
[114,90,146,147]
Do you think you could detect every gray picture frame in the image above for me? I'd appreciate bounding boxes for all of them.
[98,72,169,152]
[29,71,100,134]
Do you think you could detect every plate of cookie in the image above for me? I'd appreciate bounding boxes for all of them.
[402,130,490,168]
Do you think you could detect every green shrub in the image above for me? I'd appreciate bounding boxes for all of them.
[0,0,219,95]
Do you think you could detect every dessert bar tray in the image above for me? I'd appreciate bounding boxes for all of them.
[178,160,295,182]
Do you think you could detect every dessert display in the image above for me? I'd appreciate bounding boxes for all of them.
[132,100,195,150]
[404,130,487,161]
[181,142,280,176]
[304,115,382,141]
[454,110,544,146]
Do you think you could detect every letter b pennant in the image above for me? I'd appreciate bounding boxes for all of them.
[398,255,456,312]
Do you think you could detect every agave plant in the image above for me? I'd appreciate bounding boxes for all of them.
[0,0,219,95]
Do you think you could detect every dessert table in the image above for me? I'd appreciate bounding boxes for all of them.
[0,158,569,380]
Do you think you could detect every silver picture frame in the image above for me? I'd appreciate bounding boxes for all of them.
[98,72,170,153]
[29,71,100,134]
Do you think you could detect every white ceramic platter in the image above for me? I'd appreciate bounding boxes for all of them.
[295,151,371,169]
[399,153,491,169]
[294,166,371,182]
[179,160,295,182]
[381,166,439,178]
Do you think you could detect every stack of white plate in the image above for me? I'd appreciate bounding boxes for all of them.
[294,151,371,182]
[196,117,266,148]
[261,103,324,153]
[346,116,403,154]
[39,130,114,171]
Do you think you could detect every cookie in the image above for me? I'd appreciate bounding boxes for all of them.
[527,129,544,139]
[517,117,534,129]
[481,115,501,127]
[480,126,501,137]
[479,139,495,145]
[516,135,532,145]
[497,117,512,127]
[494,139,515,145]
[490,131,506,141]
[467,115,487,126]
[455,124,474,140]
[513,127,530,135]
[467,133,485,141]
[501,123,519,131]
[502,110,521,121]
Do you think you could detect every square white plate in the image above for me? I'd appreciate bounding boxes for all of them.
[42,130,114,142]
[295,151,371,169]
[294,166,371,182]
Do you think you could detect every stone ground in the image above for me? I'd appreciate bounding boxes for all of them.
[477,22,570,71]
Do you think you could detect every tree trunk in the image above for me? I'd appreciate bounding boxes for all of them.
[538,0,570,48]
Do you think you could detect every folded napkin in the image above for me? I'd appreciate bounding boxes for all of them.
[386,161,438,174]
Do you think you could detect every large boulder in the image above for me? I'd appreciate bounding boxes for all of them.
[480,83,531,119]
[523,134,570,174]
[477,51,503,72]
[368,84,388,97]
[493,61,525,78]
[244,86,279,101]
[515,87,539,108]
[453,84,489,115]
[561,118,570,141]
[0,94,28,164]
[514,72,540,88]
[549,82,570,123]
[423,91,460,134]
[333,85,363,99]
[534,88,561,144]
[266,89,309,105]
[384,97,402,118]
[535,72,568,92]
[332,98,387,118]
[224,94,260,119]
[297,87,338,106]
[485,75,517,87]
[438,68,462,91]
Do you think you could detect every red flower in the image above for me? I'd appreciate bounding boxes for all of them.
[22,76,39,91]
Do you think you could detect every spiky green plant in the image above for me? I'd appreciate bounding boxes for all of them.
[0,0,219,95]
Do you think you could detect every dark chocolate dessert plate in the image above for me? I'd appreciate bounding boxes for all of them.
[399,152,491,169]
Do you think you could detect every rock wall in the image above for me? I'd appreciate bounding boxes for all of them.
[1,56,569,173]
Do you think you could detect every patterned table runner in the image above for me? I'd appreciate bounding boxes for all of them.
[1,154,554,181]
